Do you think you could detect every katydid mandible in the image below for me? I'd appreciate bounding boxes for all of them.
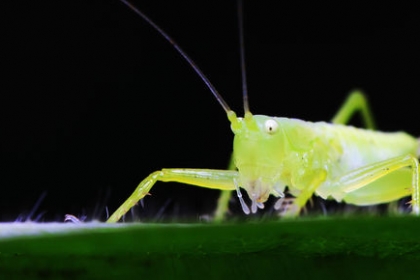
[107,0,420,223]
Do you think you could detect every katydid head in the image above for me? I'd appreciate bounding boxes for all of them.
[229,112,288,213]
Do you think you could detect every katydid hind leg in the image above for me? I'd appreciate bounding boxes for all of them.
[343,169,411,208]
[331,90,376,129]
[331,155,419,214]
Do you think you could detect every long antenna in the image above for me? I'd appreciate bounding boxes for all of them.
[237,0,250,114]
[119,0,231,113]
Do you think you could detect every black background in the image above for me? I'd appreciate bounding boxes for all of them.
[1,1,418,222]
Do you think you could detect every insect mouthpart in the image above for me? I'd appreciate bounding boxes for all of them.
[249,193,266,214]
[234,177,277,214]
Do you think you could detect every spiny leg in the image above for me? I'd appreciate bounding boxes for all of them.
[332,155,419,214]
[106,169,237,223]
[331,90,376,129]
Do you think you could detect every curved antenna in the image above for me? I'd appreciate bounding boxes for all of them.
[237,0,250,114]
[119,0,231,113]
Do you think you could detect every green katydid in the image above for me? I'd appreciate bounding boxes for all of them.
[107,0,419,223]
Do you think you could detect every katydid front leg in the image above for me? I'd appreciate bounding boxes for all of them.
[107,169,237,223]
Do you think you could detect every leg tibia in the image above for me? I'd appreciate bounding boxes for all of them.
[107,169,238,223]
[107,171,161,223]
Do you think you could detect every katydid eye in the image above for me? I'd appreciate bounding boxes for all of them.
[264,119,278,134]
